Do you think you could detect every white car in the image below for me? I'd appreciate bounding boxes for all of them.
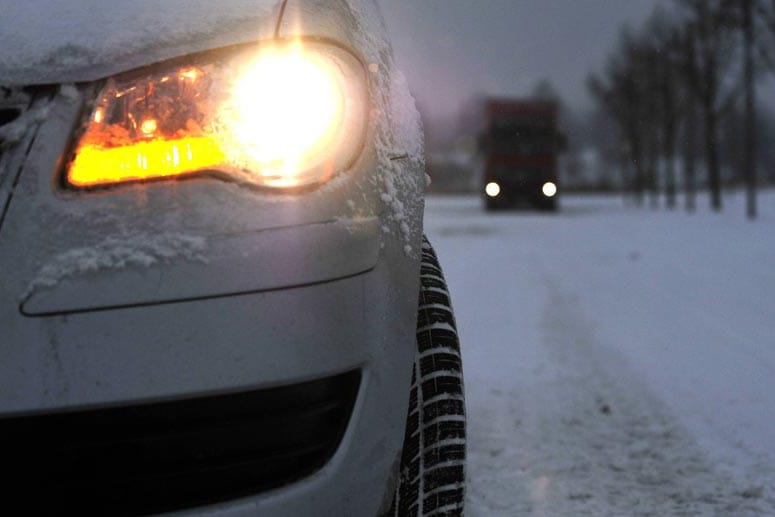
[0,1,465,515]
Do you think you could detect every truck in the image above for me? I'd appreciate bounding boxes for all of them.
[477,98,563,211]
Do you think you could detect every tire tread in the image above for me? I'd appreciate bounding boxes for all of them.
[390,236,466,517]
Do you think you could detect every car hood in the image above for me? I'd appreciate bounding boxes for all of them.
[0,0,390,86]
[0,0,283,86]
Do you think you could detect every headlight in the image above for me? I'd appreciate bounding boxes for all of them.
[485,182,500,198]
[542,182,557,198]
[65,41,368,190]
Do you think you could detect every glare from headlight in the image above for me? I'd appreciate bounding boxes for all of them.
[219,47,344,186]
[542,182,557,198]
[485,182,501,198]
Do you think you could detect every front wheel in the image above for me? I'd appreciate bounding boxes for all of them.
[389,236,466,516]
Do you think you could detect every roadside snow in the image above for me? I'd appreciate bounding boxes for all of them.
[24,233,207,297]
[425,191,775,515]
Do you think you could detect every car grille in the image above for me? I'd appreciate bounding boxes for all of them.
[1,370,360,515]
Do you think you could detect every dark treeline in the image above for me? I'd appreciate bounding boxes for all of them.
[588,0,775,219]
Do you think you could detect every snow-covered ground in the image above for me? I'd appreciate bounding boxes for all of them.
[424,191,775,516]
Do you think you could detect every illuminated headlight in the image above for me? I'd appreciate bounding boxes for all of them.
[485,182,501,198]
[65,42,368,189]
[542,182,557,198]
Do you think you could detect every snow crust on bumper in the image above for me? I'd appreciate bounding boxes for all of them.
[21,216,381,315]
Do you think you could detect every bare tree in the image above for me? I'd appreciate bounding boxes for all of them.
[723,0,772,219]
[659,51,680,211]
[760,1,775,182]
[742,0,757,219]
[676,0,736,212]
[591,0,775,207]
[645,8,684,210]
[641,46,662,209]
[682,23,700,212]
[588,28,650,205]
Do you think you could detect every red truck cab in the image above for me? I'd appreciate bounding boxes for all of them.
[479,99,563,211]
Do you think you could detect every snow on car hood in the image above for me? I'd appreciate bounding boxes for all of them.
[0,0,281,85]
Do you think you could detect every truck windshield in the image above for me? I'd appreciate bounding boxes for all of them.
[487,125,556,156]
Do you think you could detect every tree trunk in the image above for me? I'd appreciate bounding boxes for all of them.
[684,98,697,213]
[647,57,660,210]
[664,146,677,209]
[705,104,722,212]
[647,134,659,209]
[632,153,646,206]
[693,1,723,213]
[662,76,677,210]
[684,25,698,213]
[743,0,757,219]
[628,122,645,206]
[620,151,633,205]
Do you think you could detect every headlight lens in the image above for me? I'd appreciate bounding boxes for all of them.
[485,182,501,198]
[542,181,557,198]
[66,41,368,189]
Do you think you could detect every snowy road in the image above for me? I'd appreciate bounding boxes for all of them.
[424,193,775,516]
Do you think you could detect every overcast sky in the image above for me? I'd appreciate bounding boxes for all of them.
[380,0,669,118]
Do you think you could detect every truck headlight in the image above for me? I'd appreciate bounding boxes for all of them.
[65,41,368,190]
[485,182,501,198]
[542,182,557,198]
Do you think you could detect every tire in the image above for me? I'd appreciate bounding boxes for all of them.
[388,236,466,516]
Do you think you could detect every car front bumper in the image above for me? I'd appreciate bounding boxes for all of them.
[1,246,418,516]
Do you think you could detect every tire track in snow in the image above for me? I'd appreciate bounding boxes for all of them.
[466,276,774,516]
